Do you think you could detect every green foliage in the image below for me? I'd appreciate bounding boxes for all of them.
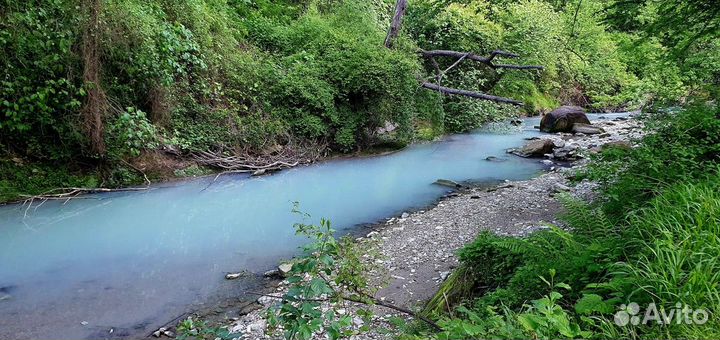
[428,271,593,340]
[2,0,714,198]
[611,178,720,339]
[176,317,234,340]
[584,104,720,218]
[266,204,383,340]
[247,1,424,151]
[1,0,85,158]
[106,107,159,158]
[0,158,98,202]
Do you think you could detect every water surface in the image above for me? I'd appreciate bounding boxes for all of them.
[0,115,625,339]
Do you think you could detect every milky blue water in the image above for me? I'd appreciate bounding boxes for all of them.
[0,114,624,339]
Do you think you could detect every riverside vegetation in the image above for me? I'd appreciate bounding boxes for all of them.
[3,0,720,339]
[2,0,718,201]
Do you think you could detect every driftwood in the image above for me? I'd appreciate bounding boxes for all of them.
[193,143,326,189]
[18,187,150,218]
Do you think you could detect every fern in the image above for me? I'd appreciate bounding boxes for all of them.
[557,193,615,238]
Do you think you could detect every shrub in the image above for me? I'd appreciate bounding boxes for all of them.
[584,104,720,218]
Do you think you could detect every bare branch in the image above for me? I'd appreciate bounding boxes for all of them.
[421,82,524,106]
[419,49,543,70]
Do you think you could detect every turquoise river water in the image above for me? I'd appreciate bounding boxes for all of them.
[0,114,625,339]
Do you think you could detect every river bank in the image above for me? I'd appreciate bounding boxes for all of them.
[176,115,643,339]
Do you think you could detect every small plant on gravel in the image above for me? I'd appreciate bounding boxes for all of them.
[264,203,438,340]
[176,317,233,340]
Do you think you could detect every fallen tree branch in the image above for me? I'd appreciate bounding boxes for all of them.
[18,186,150,218]
[419,49,544,70]
[421,82,524,106]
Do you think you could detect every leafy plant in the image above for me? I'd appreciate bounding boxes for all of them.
[106,107,159,158]
[265,204,384,340]
[176,317,234,340]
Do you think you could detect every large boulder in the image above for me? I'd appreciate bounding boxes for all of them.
[540,106,590,133]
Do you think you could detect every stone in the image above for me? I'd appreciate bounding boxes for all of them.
[433,179,462,188]
[485,156,506,162]
[540,106,590,133]
[511,139,555,158]
[263,269,281,278]
[400,212,410,219]
[439,271,451,280]
[571,123,605,135]
[251,169,267,176]
[510,119,522,126]
[258,295,278,306]
[225,273,243,280]
[352,317,365,327]
[602,140,632,150]
[553,183,571,193]
[278,263,293,276]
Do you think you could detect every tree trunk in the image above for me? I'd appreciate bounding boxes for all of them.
[81,0,107,156]
[384,0,408,48]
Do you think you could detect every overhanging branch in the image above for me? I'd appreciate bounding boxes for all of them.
[421,82,524,106]
[420,49,544,70]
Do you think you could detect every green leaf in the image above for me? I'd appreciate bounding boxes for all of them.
[574,294,614,315]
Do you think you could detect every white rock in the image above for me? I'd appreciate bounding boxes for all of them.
[278,263,293,276]
[352,317,364,327]
[258,295,278,306]
[225,272,243,280]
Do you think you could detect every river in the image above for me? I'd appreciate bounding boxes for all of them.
[0,114,624,339]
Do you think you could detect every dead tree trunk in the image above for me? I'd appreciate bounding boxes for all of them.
[81,0,107,156]
[384,0,408,48]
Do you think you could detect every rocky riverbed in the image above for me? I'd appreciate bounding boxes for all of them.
[166,115,643,340]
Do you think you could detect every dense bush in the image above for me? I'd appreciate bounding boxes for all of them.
[584,103,720,218]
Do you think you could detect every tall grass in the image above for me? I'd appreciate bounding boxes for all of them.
[614,179,720,339]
